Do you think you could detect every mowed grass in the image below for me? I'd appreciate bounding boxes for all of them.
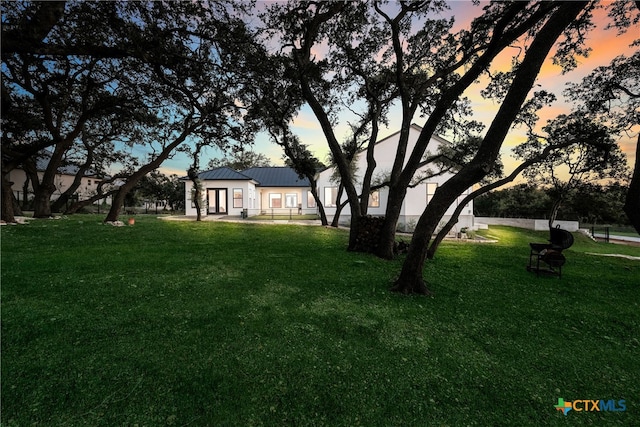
[1,216,639,426]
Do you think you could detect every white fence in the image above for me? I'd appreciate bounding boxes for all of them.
[475,217,580,232]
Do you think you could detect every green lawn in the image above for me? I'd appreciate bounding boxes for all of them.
[2,216,638,426]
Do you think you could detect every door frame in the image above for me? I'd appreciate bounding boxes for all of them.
[207,188,228,215]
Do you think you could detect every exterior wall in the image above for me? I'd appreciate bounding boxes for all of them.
[185,179,257,217]
[184,180,315,217]
[257,186,316,216]
[475,217,580,232]
[8,168,108,205]
[316,126,474,227]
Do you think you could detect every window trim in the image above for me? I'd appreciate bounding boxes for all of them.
[307,190,316,208]
[269,193,282,208]
[324,186,338,208]
[368,190,380,208]
[233,188,243,208]
[285,193,298,208]
[426,183,438,204]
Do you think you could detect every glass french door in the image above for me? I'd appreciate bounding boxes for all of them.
[207,189,227,214]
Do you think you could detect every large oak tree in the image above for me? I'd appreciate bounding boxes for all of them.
[259,1,606,294]
[1,1,255,222]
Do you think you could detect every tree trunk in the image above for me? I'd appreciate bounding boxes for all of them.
[309,182,328,226]
[390,211,434,295]
[317,200,328,226]
[187,168,203,221]
[32,142,75,218]
[392,184,466,295]
[427,220,457,260]
[193,187,202,222]
[12,190,23,217]
[51,146,96,213]
[330,184,346,227]
[104,184,132,222]
[65,189,117,214]
[51,192,71,214]
[358,115,380,215]
[32,183,56,217]
[294,38,364,247]
[376,184,407,259]
[347,211,362,251]
[1,173,17,223]
[624,135,640,234]
[392,1,587,294]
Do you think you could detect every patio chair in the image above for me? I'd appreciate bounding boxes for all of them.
[527,226,574,278]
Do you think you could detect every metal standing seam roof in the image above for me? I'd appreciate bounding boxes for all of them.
[187,166,311,187]
[196,167,254,181]
[241,167,310,187]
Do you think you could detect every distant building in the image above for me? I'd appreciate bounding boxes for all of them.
[8,151,110,208]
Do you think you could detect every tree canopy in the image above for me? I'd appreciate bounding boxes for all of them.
[256,0,616,294]
[1,1,256,222]
[207,150,273,171]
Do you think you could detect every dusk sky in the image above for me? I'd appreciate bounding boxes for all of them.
[159,2,638,182]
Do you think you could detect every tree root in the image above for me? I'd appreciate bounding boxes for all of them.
[390,277,433,296]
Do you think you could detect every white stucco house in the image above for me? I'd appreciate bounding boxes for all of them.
[183,167,317,217]
[314,123,475,231]
[185,124,474,232]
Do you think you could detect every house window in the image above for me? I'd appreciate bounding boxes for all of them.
[426,183,438,204]
[369,190,380,208]
[233,188,243,208]
[88,180,92,185]
[269,193,282,208]
[324,187,338,207]
[285,193,298,208]
[307,191,316,208]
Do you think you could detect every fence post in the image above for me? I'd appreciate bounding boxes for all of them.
[605,226,610,243]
